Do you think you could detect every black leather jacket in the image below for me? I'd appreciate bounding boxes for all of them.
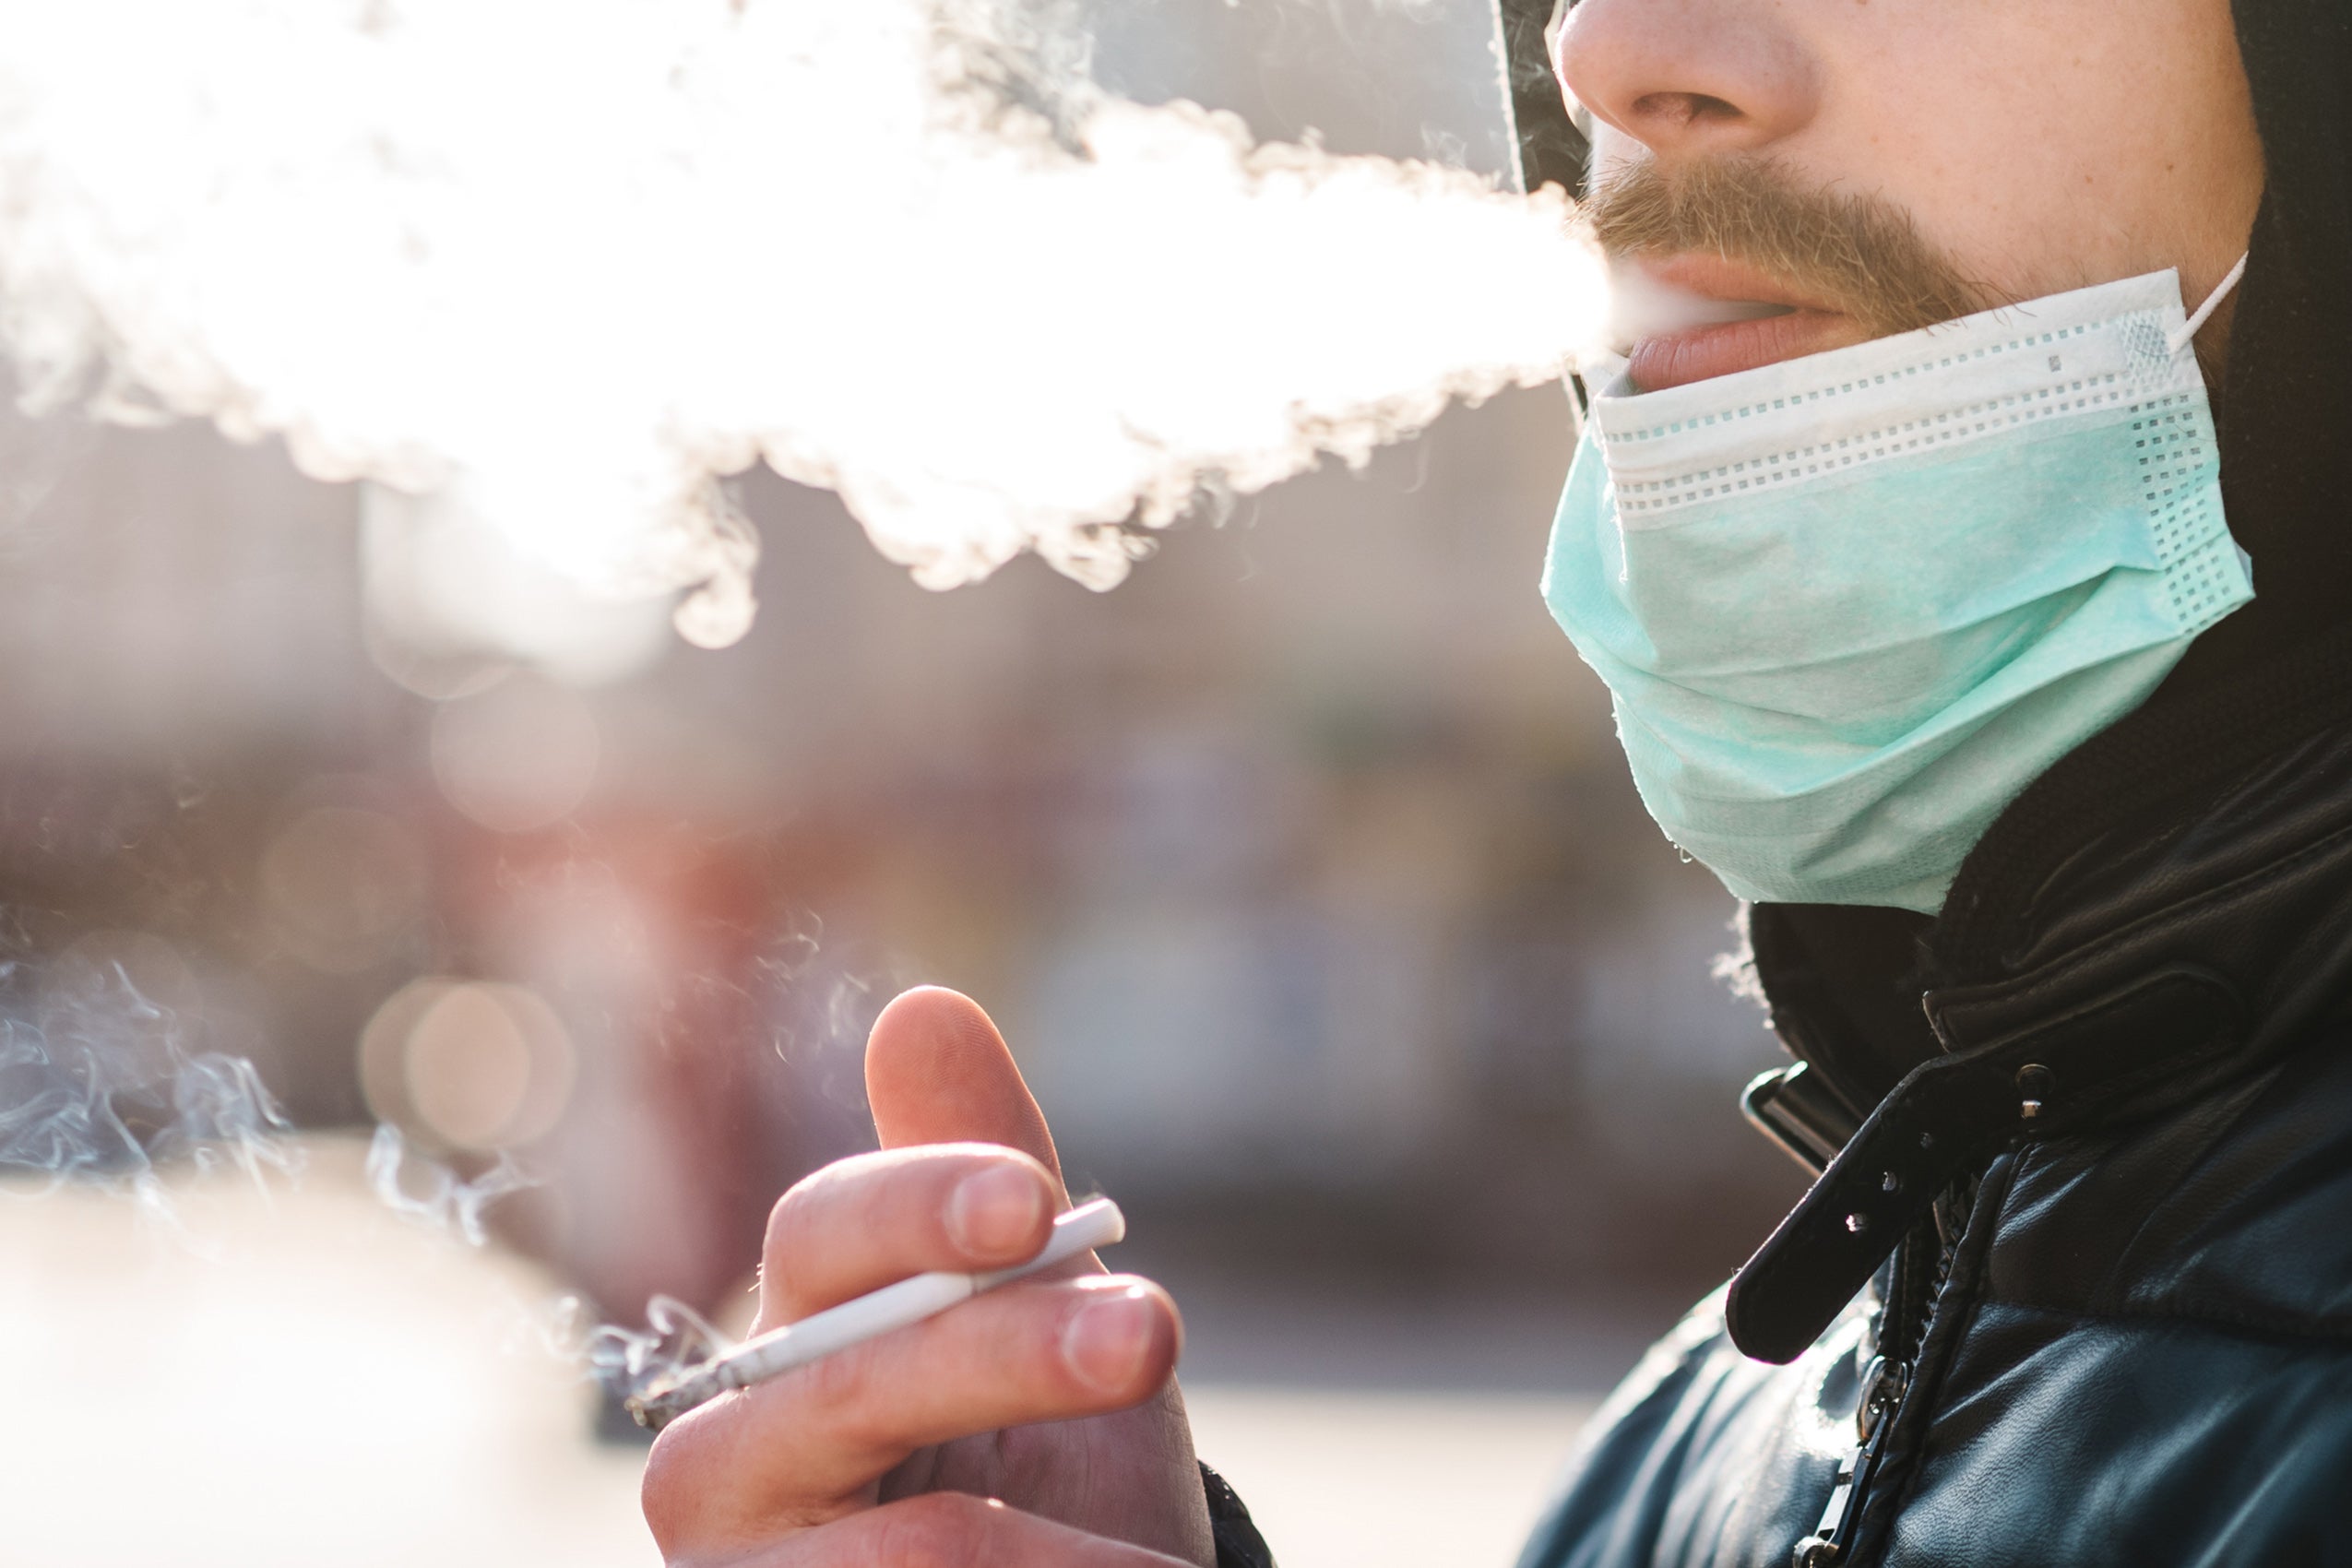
[1516,624,2352,1567]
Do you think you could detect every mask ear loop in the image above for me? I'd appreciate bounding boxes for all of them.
[2167,252,2250,355]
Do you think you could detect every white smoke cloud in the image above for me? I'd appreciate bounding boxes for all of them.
[0,0,1602,647]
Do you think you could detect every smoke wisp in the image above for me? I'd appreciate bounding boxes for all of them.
[0,0,1602,645]
[366,1123,736,1400]
[552,1291,736,1404]
[0,951,300,1215]
[364,1122,536,1247]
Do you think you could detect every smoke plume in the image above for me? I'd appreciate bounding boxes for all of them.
[0,0,1602,646]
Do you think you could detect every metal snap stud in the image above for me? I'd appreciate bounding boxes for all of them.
[2015,1062,2056,1121]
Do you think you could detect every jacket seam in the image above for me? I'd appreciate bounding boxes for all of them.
[2081,1063,2285,1282]
[1967,1290,2352,1348]
[1938,811,2352,1005]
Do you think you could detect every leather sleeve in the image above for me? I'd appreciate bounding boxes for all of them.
[1200,1461,1277,1568]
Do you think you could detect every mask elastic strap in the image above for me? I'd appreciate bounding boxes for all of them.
[2167,252,2250,355]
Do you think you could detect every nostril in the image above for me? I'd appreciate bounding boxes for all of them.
[1631,90,1744,129]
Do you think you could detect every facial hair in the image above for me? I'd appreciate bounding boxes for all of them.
[1582,157,1993,339]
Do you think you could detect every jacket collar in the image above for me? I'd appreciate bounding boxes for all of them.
[1726,620,2352,1362]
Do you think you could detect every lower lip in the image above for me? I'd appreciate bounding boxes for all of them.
[1627,310,1858,392]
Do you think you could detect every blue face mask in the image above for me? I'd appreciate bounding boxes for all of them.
[1543,266,2254,914]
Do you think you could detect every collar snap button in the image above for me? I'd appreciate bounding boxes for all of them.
[2015,1062,2057,1120]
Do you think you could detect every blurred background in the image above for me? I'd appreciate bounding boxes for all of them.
[0,1,1806,1562]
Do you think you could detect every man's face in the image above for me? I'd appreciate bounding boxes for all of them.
[1552,0,2265,391]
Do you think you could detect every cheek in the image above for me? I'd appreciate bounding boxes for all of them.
[1809,0,2260,298]
[1586,122,1650,188]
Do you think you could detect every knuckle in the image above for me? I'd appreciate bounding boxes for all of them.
[638,1421,709,1552]
[873,1493,995,1568]
[763,1184,799,1257]
[765,1166,830,1258]
[792,1332,887,1441]
[763,1163,859,1308]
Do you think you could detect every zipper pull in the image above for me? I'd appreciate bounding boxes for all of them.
[1790,1446,1861,1568]
[1790,1356,1910,1568]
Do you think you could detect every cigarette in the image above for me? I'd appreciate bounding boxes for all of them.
[626,1196,1128,1431]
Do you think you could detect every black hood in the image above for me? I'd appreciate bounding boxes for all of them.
[1498,0,1587,197]
[2181,0,2352,690]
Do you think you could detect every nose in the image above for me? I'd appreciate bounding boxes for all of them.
[1552,0,1820,162]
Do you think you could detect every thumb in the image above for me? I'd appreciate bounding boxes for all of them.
[865,986,1064,1193]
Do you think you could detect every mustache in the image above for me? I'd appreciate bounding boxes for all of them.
[1581,159,1992,339]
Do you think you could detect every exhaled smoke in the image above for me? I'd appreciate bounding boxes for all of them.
[0,0,1603,647]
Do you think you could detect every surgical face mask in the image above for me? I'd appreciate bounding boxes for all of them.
[1543,263,2253,914]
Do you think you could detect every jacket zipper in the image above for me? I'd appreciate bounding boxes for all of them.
[1789,1173,1974,1568]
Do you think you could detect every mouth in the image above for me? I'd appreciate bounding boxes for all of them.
[1613,254,1871,393]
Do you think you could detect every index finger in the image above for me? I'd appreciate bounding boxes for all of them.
[754,1143,1062,1332]
[865,988,1063,1182]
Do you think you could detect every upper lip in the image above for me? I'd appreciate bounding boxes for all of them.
[1625,253,1841,320]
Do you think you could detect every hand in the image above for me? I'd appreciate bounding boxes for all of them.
[642,987,1218,1567]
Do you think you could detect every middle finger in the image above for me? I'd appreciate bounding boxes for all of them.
[650,1273,1181,1540]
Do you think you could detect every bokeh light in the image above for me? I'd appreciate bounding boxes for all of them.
[262,806,428,974]
[430,677,601,834]
[361,978,577,1153]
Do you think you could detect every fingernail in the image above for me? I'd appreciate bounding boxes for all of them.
[945,1163,1046,1259]
[1061,1289,1157,1395]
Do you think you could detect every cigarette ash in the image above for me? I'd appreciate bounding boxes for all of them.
[0,0,1606,647]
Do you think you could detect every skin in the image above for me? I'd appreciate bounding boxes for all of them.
[642,987,1217,1567]
[1558,0,2264,387]
[641,6,2269,1562]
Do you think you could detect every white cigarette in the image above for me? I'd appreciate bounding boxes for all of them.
[626,1196,1127,1431]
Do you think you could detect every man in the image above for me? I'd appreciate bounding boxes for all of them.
[642,0,2352,1562]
